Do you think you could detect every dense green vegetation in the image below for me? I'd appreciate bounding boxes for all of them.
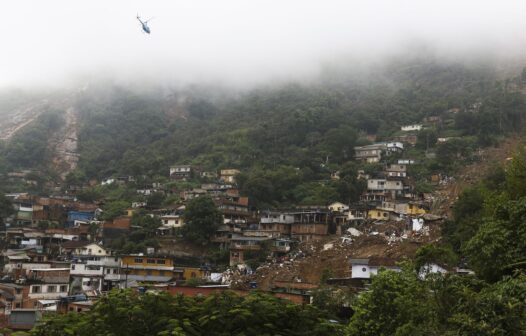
[66,60,526,206]
[0,61,524,203]
[349,264,526,335]
[30,266,526,336]
[182,196,223,245]
[2,110,64,171]
[443,143,526,282]
[31,290,343,336]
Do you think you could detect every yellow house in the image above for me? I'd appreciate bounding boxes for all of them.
[173,266,207,280]
[406,203,427,216]
[367,209,390,220]
[121,255,174,282]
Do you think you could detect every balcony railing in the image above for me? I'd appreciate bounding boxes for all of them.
[231,244,261,251]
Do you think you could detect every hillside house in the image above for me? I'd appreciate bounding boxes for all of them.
[160,214,185,228]
[367,179,404,198]
[26,268,70,302]
[385,164,407,178]
[180,188,207,201]
[120,255,174,283]
[397,159,416,165]
[220,169,241,184]
[289,210,330,242]
[259,212,294,237]
[354,144,384,163]
[360,192,387,205]
[419,263,448,279]
[173,266,209,281]
[367,209,393,221]
[385,141,404,153]
[102,216,131,245]
[229,236,269,266]
[200,171,218,179]
[400,124,423,132]
[0,283,29,310]
[71,243,109,257]
[406,202,427,216]
[347,205,368,222]
[328,202,349,213]
[215,196,250,225]
[66,211,95,228]
[170,165,192,180]
[70,255,121,293]
[350,257,401,279]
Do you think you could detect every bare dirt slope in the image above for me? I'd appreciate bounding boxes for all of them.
[432,136,521,217]
[0,99,50,141]
[50,105,79,180]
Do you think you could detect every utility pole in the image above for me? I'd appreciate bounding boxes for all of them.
[124,264,129,289]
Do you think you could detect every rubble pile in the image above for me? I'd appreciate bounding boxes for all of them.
[228,219,443,290]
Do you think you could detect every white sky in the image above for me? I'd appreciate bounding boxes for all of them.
[2,0,526,88]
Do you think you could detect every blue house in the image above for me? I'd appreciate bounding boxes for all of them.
[67,211,95,227]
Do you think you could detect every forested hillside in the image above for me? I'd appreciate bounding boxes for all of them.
[1,59,526,204]
[62,59,526,206]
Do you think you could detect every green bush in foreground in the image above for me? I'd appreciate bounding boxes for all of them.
[31,290,343,336]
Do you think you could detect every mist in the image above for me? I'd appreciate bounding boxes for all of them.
[2,0,526,89]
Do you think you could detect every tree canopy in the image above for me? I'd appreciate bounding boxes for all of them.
[31,290,343,336]
[182,196,223,244]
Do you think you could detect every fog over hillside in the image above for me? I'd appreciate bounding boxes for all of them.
[2,0,526,89]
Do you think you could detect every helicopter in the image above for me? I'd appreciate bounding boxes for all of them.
[136,14,152,34]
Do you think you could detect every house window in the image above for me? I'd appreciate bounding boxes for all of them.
[48,286,56,293]
[113,269,118,274]
[383,213,387,218]
[88,249,92,253]
[191,272,196,278]
[98,250,102,253]
[15,303,20,308]
[156,259,166,264]
[362,267,367,272]
[15,288,21,294]
[147,259,156,264]
[159,271,165,276]
[146,270,152,276]
[60,285,68,292]
[134,258,143,263]
[32,286,41,293]
[71,265,76,270]
[106,269,110,274]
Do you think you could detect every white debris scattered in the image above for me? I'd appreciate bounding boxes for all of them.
[347,228,363,237]
[323,243,334,251]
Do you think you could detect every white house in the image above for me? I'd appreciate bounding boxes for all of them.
[419,263,448,279]
[397,159,416,165]
[28,283,69,300]
[401,124,423,132]
[328,202,349,213]
[70,256,121,292]
[350,258,401,279]
[367,179,404,194]
[73,243,109,257]
[385,142,404,153]
[160,215,185,228]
